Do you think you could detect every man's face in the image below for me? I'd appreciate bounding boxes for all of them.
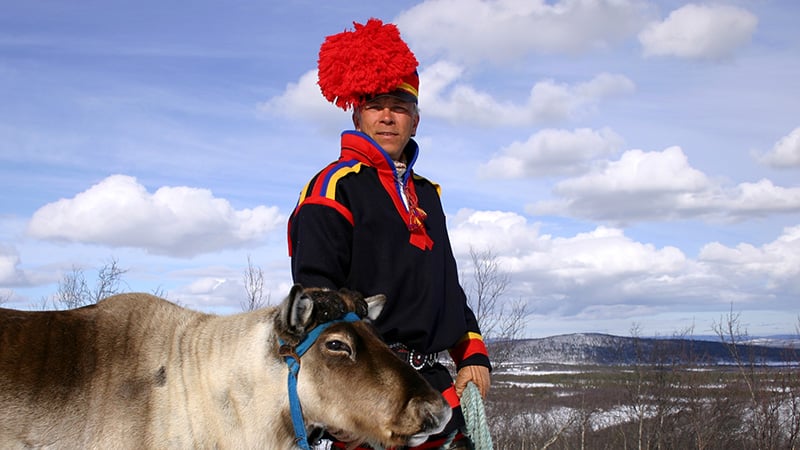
[353,96,419,160]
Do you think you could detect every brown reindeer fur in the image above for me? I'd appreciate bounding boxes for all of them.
[0,285,450,449]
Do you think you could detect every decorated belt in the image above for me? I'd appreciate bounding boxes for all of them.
[388,343,439,370]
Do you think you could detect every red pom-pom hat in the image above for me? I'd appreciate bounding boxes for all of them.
[318,18,419,110]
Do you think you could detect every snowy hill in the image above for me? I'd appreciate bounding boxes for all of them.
[500,333,798,365]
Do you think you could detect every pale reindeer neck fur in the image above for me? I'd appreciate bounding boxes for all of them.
[121,295,297,449]
[0,294,296,449]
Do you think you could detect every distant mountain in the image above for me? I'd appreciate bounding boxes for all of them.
[743,335,800,348]
[497,333,799,365]
[684,334,800,348]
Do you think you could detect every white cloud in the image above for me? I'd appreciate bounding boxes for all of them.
[528,146,800,223]
[480,127,624,178]
[555,146,709,193]
[395,0,652,63]
[26,175,285,258]
[448,208,799,320]
[449,209,686,283]
[0,244,26,286]
[257,69,350,129]
[723,179,800,218]
[422,62,634,126]
[756,127,800,168]
[449,209,544,256]
[530,146,710,222]
[172,276,243,310]
[263,60,634,127]
[163,264,294,314]
[699,225,800,297]
[527,73,636,122]
[447,209,704,315]
[639,3,758,60]
[539,226,686,277]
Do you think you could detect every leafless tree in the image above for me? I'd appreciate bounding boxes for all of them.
[463,246,528,365]
[55,265,91,309]
[539,409,581,450]
[465,247,508,338]
[713,307,799,450]
[493,296,528,361]
[54,258,127,309]
[92,257,127,303]
[783,316,800,448]
[625,324,650,450]
[35,296,53,310]
[241,254,269,311]
[0,290,10,307]
[150,286,168,299]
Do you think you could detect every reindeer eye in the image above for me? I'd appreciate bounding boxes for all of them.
[325,340,352,355]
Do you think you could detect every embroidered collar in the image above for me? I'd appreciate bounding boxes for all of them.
[340,130,419,183]
[339,131,433,250]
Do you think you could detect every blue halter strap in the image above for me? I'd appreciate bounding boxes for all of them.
[278,311,361,449]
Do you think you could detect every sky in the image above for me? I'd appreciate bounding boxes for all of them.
[1,0,798,339]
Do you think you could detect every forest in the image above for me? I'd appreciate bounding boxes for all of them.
[483,332,799,450]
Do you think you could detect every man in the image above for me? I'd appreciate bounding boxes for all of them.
[288,18,491,449]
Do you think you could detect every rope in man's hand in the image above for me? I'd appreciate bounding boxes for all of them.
[462,381,493,450]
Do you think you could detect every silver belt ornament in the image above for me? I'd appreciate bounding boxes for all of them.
[389,343,438,370]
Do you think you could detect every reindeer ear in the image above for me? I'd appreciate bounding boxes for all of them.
[363,294,386,321]
[281,284,314,335]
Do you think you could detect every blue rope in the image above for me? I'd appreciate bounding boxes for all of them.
[280,312,361,449]
[284,360,308,449]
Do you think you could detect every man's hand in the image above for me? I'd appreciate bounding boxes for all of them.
[454,365,490,398]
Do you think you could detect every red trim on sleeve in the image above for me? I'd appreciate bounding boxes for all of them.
[449,332,489,365]
[441,385,460,409]
[288,197,354,257]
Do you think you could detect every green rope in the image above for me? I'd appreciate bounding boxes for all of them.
[462,381,493,450]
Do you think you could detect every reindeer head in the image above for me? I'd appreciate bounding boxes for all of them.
[275,285,451,448]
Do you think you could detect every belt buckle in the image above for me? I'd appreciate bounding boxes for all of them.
[408,349,427,370]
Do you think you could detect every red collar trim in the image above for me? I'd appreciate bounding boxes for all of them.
[339,131,432,251]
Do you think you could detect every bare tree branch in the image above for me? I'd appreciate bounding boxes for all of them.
[241,254,269,311]
[150,286,168,299]
[55,265,90,309]
[36,296,52,311]
[92,257,127,303]
[463,246,527,365]
[713,306,798,450]
[54,258,128,309]
[0,290,10,307]
[465,247,508,338]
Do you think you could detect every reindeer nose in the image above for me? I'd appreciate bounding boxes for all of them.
[407,398,451,448]
[426,403,452,433]
[409,395,451,435]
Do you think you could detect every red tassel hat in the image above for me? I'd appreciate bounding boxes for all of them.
[318,18,419,110]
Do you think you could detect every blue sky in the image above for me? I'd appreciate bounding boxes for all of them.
[2,0,798,338]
